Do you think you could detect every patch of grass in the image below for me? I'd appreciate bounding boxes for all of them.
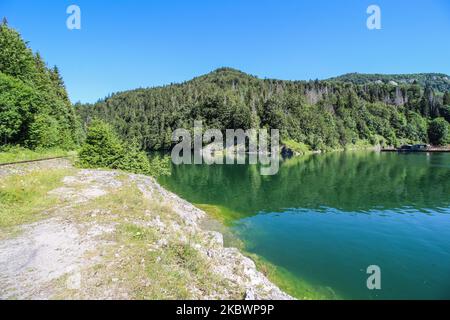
[72,181,177,226]
[121,224,156,242]
[98,223,236,300]
[66,180,238,300]
[0,146,74,164]
[115,223,234,300]
[0,168,74,228]
[344,139,374,151]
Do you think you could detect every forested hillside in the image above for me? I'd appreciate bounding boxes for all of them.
[0,20,81,149]
[77,68,450,151]
[329,73,450,93]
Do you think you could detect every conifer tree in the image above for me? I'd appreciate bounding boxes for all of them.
[0,23,81,148]
[0,23,36,83]
[444,91,450,106]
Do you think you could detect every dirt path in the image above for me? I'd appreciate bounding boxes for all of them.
[0,218,94,299]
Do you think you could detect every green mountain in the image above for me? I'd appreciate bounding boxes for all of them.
[77,67,450,151]
[328,73,450,93]
[2,21,448,152]
[0,21,81,148]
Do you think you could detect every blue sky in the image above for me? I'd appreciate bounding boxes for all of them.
[1,0,449,103]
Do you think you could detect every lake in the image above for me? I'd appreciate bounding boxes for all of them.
[158,151,450,299]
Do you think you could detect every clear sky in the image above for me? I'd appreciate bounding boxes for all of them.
[1,0,450,103]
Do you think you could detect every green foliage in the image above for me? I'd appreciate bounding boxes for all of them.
[77,68,446,152]
[0,72,33,143]
[78,119,124,168]
[428,118,449,146]
[330,72,450,93]
[282,139,311,155]
[443,91,450,105]
[0,22,36,84]
[147,154,172,176]
[439,105,450,123]
[116,140,158,175]
[0,168,73,228]
[27,114,60,149]
[0,23,81,149]
[78,119,170,177]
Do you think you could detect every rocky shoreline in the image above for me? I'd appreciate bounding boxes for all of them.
[135,173,293,300]
[0,160,292,300]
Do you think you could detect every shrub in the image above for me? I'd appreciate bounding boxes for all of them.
[78,119,170,177]
[428,118,449,146]
[26,114,60,149]
[78,119,123,168]
[116,140,153,175]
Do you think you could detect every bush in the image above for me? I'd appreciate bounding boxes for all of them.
[116,140,153,174]
[78,119,123,168]
[26,114,60,149]
[428,118,449,146]
[78,119,170,176]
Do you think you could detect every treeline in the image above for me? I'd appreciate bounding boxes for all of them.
[0,20,82,149]
[329,72,450,93]
[2,20,448,153]
[0,21,169,176]
[77,68,450,151]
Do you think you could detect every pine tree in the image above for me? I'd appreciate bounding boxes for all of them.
[33,52,52,91]
[0,23,81,148]
[49,66,70,102]
[444,91,450,106]
[0,23,37,83]
[420,86,434,117]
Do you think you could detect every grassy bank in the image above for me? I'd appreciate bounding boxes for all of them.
[0,146,74,165]
[60,181,235,300]
[0,165,245,299]
[1,162,291,299]
[0,168,74,229]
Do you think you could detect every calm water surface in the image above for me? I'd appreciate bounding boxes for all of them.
[158,152,450,299]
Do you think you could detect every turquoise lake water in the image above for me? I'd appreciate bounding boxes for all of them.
[158,151,450,299]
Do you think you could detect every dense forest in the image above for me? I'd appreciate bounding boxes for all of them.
[0,20,81,149]
[77,68,450,152]
[329,72,450,93]
[1,21,449,154]
[0,21,169,175]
